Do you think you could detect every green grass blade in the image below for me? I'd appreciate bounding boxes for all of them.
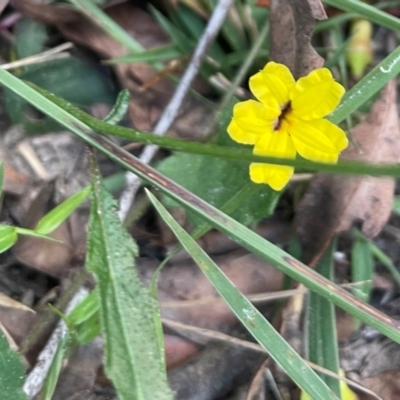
[86,161,173,400]
[7,77,400,178]
[353,228,400,288]
[323,0,400,32]
[351,237,373,302]
[67,0,143,53]
[307,241,341,398]
[35,186,90,235]
[0,226,18,253]
[150,7,194,53]
[146,190,340,400]
[1,72,400,178]
[41,333,71,400]
[329,43,400,125]
[107,44,182,65]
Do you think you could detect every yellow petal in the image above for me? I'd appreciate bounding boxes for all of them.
[287,118,348,163]
[227,120,261,145]
[250,131,296,191]
[290,68,345,119]
[234,99,279,134]
[249,62,295,107]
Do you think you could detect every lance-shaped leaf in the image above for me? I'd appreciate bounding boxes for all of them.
[86,161,173,400]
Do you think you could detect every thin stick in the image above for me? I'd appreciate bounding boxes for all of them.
[118,0,234,221]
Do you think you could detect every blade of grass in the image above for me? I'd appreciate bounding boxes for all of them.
[12,79,400,179]
[67,0,143,53]
[328,43,400,125]
[323,0,400,32]
[353,228,400,287]
[41,333,71,400]
[34,186,90,235]
[307,240,341,398]
[106,44,183,65]
[351,236,373,303]
[146,189,340,400]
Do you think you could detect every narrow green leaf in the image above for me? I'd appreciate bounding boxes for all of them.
[0,74,399,179]
[103,89,130,125]
[68,289,99,327]
[0,331,26,400]
[150,7,194,53]
[0,226,18,253]
[86,161,173,400]
[353,228,400,288]
[107,44,182,65]
[323,0,400,32]
[392,196,400,216]
[14,227,58,242]
[329,43,400,125]
[67,290,101,344]
[351,238,373,302]
[75,312,101,345]
[41,333,71,400]
[35,187,90,235]
[307,240,341,398]
[147,190,339,400]
[68,0,143,53]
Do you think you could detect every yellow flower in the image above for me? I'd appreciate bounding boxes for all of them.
[227,62,348,191]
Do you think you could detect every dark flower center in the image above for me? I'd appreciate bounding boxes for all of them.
[274,102,291,131]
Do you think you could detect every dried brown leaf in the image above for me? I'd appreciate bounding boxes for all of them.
[52,340,103,400]
[269,0,327,77]
[296,81,400,265]
[138,251,283,330]
[3,164,29,196]
[0,293,35,313]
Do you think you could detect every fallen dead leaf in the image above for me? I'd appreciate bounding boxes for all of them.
[3,164,29,196]
[269,0,327,77]
[296,81,400,266]
[136,252,282,332]
[149,251,283,330]
[164,333,200,370]
[52,339,103,400]
[0,292,35,313]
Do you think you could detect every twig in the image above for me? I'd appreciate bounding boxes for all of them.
[23,287,90,399]
[118,0,235,221]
